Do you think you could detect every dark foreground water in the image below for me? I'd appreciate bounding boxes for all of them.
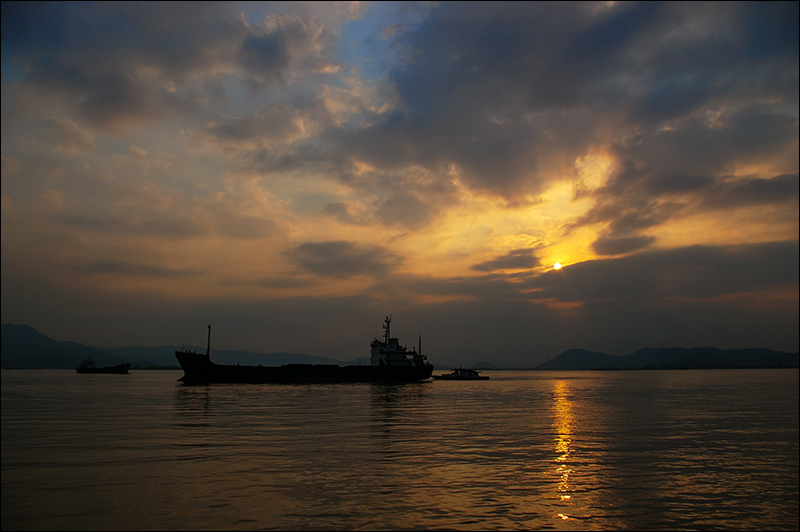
[2,368,798,531]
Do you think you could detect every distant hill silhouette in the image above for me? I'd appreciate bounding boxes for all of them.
[538,346,799,370]
[1,324,124,369]
[1,324,343,369]
[3,323,798,371]
[537,348,627,370]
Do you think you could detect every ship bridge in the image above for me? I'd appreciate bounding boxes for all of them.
[370,315,427,368]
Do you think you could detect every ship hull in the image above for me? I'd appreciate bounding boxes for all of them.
[76,363,131,374]
[175,351,433,384]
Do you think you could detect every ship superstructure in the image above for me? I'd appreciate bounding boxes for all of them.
[370,315,429,368]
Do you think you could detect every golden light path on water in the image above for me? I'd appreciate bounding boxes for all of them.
[553,380,575,521]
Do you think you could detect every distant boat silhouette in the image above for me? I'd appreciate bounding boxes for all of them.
[433,367,490,380]
[76,356,130,374]
[175,317,434,384]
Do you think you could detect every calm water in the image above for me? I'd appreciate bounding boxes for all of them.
[2,369,798,531]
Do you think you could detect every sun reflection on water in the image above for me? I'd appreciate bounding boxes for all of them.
[553,380,575,504]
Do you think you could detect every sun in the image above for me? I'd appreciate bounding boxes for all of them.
[554,262,563,270]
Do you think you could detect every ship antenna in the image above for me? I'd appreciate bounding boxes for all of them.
[206,324,212,359]
[418,335,422,356]
[384,315,391,343]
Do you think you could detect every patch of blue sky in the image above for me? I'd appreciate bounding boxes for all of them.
[335,1,431,84]
[1,44,26,82]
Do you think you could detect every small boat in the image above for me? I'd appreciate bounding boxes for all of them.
[175,317,434,384]
[433,367,489,380]
[76,356,131,374]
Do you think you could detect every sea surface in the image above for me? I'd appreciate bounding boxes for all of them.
[1,368,798,531]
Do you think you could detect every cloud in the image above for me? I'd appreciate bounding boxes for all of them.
[203,105,312,146]
[531,240,799,304]
[591,234,656,256]
[701,173,800,209]
[571,170,799,247]
[284,240,401,278]
[325,2,798,204]
[82,260,199,278]
[644,174,715,195]
[471,248,540,272]
[321,202,368,226]
[374,191,433,229]
[34,117,96,155]
[1,2,797,364]
[195,190,284,240]
[0,3,346,133]
[57,213,208,240]
[620,109,799,180]
[238,12,340,87]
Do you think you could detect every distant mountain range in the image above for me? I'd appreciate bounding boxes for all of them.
[1,324,797,370]
[536,347,799,370]
[0,324,344,370]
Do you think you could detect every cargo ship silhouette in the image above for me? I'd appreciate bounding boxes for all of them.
[175,316,433,384]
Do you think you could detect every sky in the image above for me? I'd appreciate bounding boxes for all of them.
[1,1,798,367]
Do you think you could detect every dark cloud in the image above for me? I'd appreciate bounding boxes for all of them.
[531,240,799,303]
[570,194,683,239]
[553,1,662,107]
[238,33,291,86]
[620,2,799,127]
[139,218,211,240]
[404,272,529,302]
[471,249,540,272]
[573,104,798,238]
[574,170,798,242]
[1,2,246,128]
[0,2,243,79]
[213,215,279,240]
[58,214,208,240]
[1,2,340,131]
[374,191,433,229]
[328,1,799,201]
[320,203,366,225]
[592,234,656,256]
[236,13,337,87]
[394,239,799,311]
[82,260,198,278]
[320,4,612,197]
[202,105,309,144]
[645,174,715,195]
[284,241,401,278]
[251,277,318,290]
[621,109,799,180]
[702,173,800,209]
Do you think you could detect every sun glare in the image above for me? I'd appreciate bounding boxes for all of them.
[554,262,562,270]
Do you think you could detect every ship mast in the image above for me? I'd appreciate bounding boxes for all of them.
[383,315,391,343]
[206,324,211,360]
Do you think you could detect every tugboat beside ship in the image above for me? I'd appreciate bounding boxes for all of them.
[433,367,490,380]
[175,316,434,384]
